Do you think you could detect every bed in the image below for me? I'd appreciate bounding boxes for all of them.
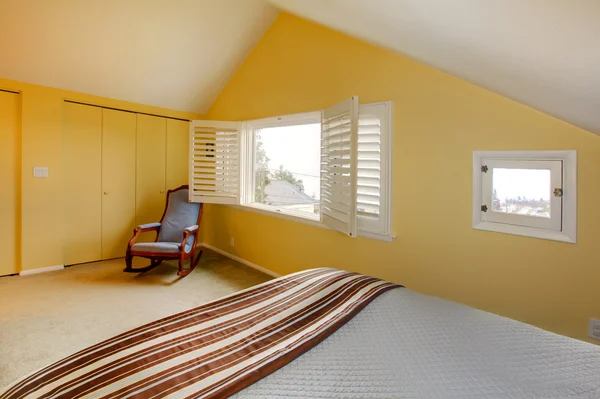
[2,268,600,399]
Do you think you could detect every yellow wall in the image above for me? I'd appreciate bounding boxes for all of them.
[204,13,600,343]
[0,77,201,272]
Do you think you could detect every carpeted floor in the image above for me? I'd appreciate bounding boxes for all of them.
[0,250,272,389]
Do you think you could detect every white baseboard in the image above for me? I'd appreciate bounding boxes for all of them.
[201,243,280,278]
[15,247,280,279]
[19,265,64,276]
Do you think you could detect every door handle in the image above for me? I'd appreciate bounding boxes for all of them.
[103,192,108,195]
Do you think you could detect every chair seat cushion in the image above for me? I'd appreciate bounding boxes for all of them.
[131,242,192,254]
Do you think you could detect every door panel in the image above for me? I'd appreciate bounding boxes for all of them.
[64,102,102,265]
[166,119,190,190]
[0,91,19,276]
[136,114,166,241]
[102,109,136,259]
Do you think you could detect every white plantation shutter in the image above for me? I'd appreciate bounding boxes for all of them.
[189,120,242,204]
[320,96,359,237]
[357,114,381,217]
[356,102,392,235]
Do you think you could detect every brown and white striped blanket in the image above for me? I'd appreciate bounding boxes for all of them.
[1,268,400,399]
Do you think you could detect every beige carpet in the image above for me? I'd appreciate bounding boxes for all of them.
[0,250,272,389]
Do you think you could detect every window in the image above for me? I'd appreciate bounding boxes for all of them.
[472,151,576,243]
[190,98,393,241]
[245,112,321,220]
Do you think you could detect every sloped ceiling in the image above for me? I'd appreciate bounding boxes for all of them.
[270,0,600,135]
[0,0,278,114]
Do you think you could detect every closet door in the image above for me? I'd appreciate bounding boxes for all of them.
[166,119,190,189]
[102,109,136,259]
[136,114,166,239]
[0,91,19,276]
[64,102,102,265]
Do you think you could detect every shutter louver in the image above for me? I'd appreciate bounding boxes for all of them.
[189,120,242,204]
[357,115,381,219]
[320,97,359,237]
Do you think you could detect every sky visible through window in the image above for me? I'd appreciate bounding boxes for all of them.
[492,168,551,218]
[257,124,321,199]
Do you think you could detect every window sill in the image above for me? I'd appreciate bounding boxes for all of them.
[473,221,576,243]
[230,203,395,242]
[245,202,320,222]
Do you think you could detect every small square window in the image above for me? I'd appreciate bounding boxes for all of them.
[482,160,562,231]
[473,151,576,243]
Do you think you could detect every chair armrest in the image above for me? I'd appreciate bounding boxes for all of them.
[136,222,161,232]
[184,225,199,233]
[128,223,161,250]
[181,225,199,251]
[182,225,199,241]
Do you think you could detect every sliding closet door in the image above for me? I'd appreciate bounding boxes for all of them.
[166,119,190,189]
[136,114,166,240]
[102,109,136,259]
[0,91,19,276]
[63,102,102,265]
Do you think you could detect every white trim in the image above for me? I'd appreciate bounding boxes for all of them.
[358,230,395,243]
[245,202,320,221]
[240,122,253,205]
[230,203,395,242]
[232,203,324,228]
[383,101,393,236]
[19,265,64,276]
[245,111,321,128]
[471,221,575,243]
[188,120,194,202]
[472,150,577,243]
[200,243,281,278]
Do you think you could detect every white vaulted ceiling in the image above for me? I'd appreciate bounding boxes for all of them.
[0,0,278,113]
[270,0,600,135]
[1,0,598,133]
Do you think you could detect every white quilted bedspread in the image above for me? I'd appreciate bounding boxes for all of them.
[232,288,600,398]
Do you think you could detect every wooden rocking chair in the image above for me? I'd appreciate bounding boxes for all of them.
[125,185,203,277]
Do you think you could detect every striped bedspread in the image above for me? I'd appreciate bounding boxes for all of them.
[1,268,400,399]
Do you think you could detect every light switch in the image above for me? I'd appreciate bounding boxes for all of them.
[33,167,49,178]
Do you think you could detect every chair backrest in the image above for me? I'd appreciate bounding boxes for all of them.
[158,186,202,243]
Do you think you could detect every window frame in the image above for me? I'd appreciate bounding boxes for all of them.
[237,102,394,241]
[472,150,577,243]
[481,159,562,230]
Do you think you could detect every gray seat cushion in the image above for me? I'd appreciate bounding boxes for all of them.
[130,242,192,254]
